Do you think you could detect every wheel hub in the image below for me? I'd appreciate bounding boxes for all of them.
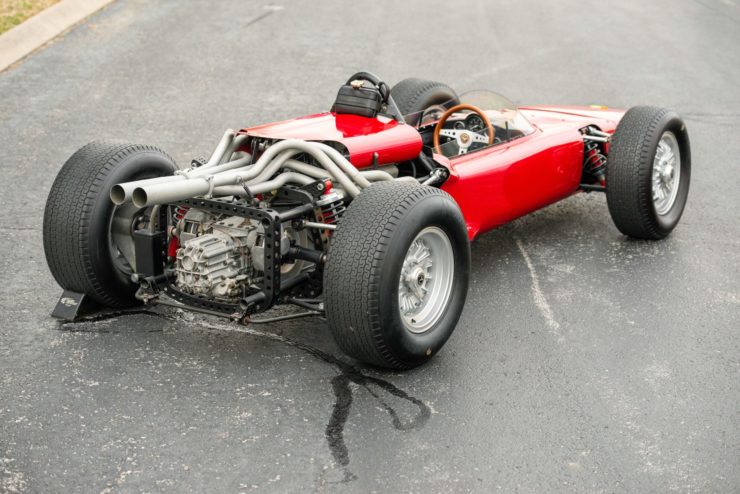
[416,272,426,285]
[401,245,431,308]
[661,164,674,181]
[109,203,148,274]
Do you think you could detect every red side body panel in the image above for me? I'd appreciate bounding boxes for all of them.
[442,107,621,239]
[242,105,623,240]
[243,112,422,168]
[440,128,584,239]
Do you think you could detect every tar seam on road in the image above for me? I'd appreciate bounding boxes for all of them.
[515,236,564,342]
[57,311,431,484]
[243,9,277,29]
[196,320,431,483]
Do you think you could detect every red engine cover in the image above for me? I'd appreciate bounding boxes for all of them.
[241,112,422,168]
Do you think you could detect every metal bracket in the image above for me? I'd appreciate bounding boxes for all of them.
[299,179,330,199]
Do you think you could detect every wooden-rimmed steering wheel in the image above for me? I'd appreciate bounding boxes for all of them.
[433,103,495,155]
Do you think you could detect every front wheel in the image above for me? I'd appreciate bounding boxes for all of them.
[606,106,691,239]
[324,181,470,369]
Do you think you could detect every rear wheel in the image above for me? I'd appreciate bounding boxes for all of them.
[43,141,177,307]
[606,106,691,239]
[324,181,470,369]
[391,78,460,127]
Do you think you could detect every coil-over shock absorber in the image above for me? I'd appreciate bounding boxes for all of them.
[173,205,190,221]
[581,126,609,186]
[316,190,346,225]
[584,140,607,185]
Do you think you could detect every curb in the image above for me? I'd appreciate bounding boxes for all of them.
[0,0,114,73]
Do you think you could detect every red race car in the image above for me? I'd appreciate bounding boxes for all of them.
[44,72,691,369]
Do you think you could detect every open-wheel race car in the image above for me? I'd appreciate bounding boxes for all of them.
[44,72,691,369]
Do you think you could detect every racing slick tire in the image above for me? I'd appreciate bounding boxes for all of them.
[324,181,470,369]
[606,106,691,240]
[43,141,177,308]
[391,78,460,127]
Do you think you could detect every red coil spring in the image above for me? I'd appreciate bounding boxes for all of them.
[319,199,345,225]
[584,141,607,185]
[174,205,190,221]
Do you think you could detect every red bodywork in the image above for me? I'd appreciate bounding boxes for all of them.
[242,105,623,240]
[246,113,422,168]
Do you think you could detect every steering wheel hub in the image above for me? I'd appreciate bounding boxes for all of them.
[433,103,495,156]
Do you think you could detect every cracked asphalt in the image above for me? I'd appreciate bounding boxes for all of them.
[1,0,739,492]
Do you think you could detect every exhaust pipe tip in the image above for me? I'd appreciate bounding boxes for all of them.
[132,188,149,208]
[110,185,127,205]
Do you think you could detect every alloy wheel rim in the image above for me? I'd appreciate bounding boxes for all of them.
[652,131,681,216]
[398,226,455,334]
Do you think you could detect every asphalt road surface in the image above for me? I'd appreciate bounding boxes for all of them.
[1,1,739,492]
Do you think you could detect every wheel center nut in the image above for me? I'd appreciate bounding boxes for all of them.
[405,267,426,291]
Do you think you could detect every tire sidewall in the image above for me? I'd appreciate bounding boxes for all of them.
[88,152,177,294]
[376,194,470,366]
[645,115,691,234]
